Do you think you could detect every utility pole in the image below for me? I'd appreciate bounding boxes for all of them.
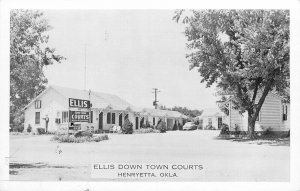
[152,88,161,109]
[84,44,87,91]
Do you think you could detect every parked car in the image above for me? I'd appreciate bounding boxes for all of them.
[183,122,197,130]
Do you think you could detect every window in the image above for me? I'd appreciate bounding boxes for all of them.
[62,111,69,123]
[153,117,156,126]
[119,113,123,126]
[35,112,40,124]
[208,118,212,125]
[112,113,115,124]
[107,112,111,124]
[283,105,288,121]
[35,100,41,109]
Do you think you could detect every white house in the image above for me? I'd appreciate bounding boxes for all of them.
[23,85,187,133]
[196,108,228,129]
[226,92,290,133]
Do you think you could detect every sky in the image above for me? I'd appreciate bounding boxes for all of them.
[42,10,219,110]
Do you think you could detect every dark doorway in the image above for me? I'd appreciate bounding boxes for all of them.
[140,117,144,128]
[99,112,103,130]
[119,113,123,127]
[135,117,139,129]
[218,117,222,129]
[199,119,203,129]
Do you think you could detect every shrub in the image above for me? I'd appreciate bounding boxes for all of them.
[146,121,151,128]
[220,123,229,135]
[178,123,183,130]
[206,124,215,130]
[37,128,46,135]
[26,124,32,133]
[51,134,108,143]
[11,113,24,132]
[156,120,167,133]
[262,127,271,136]
[74,131,93,138]
[234,124,240,131]
[45,131,56,135]
[134,128,160,134]
[10,132,21,135]
[12,125,24,132]
[122,119,133,134]
[172,123,178,131]
[92,135,109,142]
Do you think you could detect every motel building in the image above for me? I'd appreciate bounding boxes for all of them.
[195,108,229,130]
[22,85,188,133]
[219,91,290,134]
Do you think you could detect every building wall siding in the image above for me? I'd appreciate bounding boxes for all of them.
[202,116,228,129]
[229,92,289,131]
[24,88,67,132]
[229,108,245,131]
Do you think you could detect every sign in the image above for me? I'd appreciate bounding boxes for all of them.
[69,98,90,109]
[69,124,81,130]
[69,110,90,122]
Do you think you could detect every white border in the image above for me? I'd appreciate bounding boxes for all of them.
[1,0,300,190]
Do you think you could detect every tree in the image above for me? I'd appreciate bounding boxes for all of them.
[174,10,289,139]
[171,106,203,118]
[217,96,229,116]
[10,10,65,129]
[122,118,133,134]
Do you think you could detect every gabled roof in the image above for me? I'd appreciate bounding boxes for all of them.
[141,108,188,119]
[217,89,290,107]
[23,85,188,119]
[197,108,225,118]
[23,85,133,110]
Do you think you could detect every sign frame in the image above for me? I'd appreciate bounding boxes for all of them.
[69,98,91,109]
[69,110,90,123]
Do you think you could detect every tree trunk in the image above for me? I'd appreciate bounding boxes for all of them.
[248,115,256,139]
[247,76,275,139]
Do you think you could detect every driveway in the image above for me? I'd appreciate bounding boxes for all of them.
[9,130,289,181]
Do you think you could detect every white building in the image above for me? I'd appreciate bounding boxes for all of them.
[22,85,187,133]
[226,92,290,132]
[196,108,228,129]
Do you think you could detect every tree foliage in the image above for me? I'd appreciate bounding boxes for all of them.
[158,104,202,118]
[171,106,203,118]
[174,10,289,138]
[10,10,65,129]
[217,96,229,116]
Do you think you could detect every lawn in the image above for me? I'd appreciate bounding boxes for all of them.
[9,130,289,181]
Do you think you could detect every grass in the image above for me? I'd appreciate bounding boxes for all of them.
[51,134,109,143]
[133,128,161,134]
[216,134,290,146]
[10,132,30,135]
